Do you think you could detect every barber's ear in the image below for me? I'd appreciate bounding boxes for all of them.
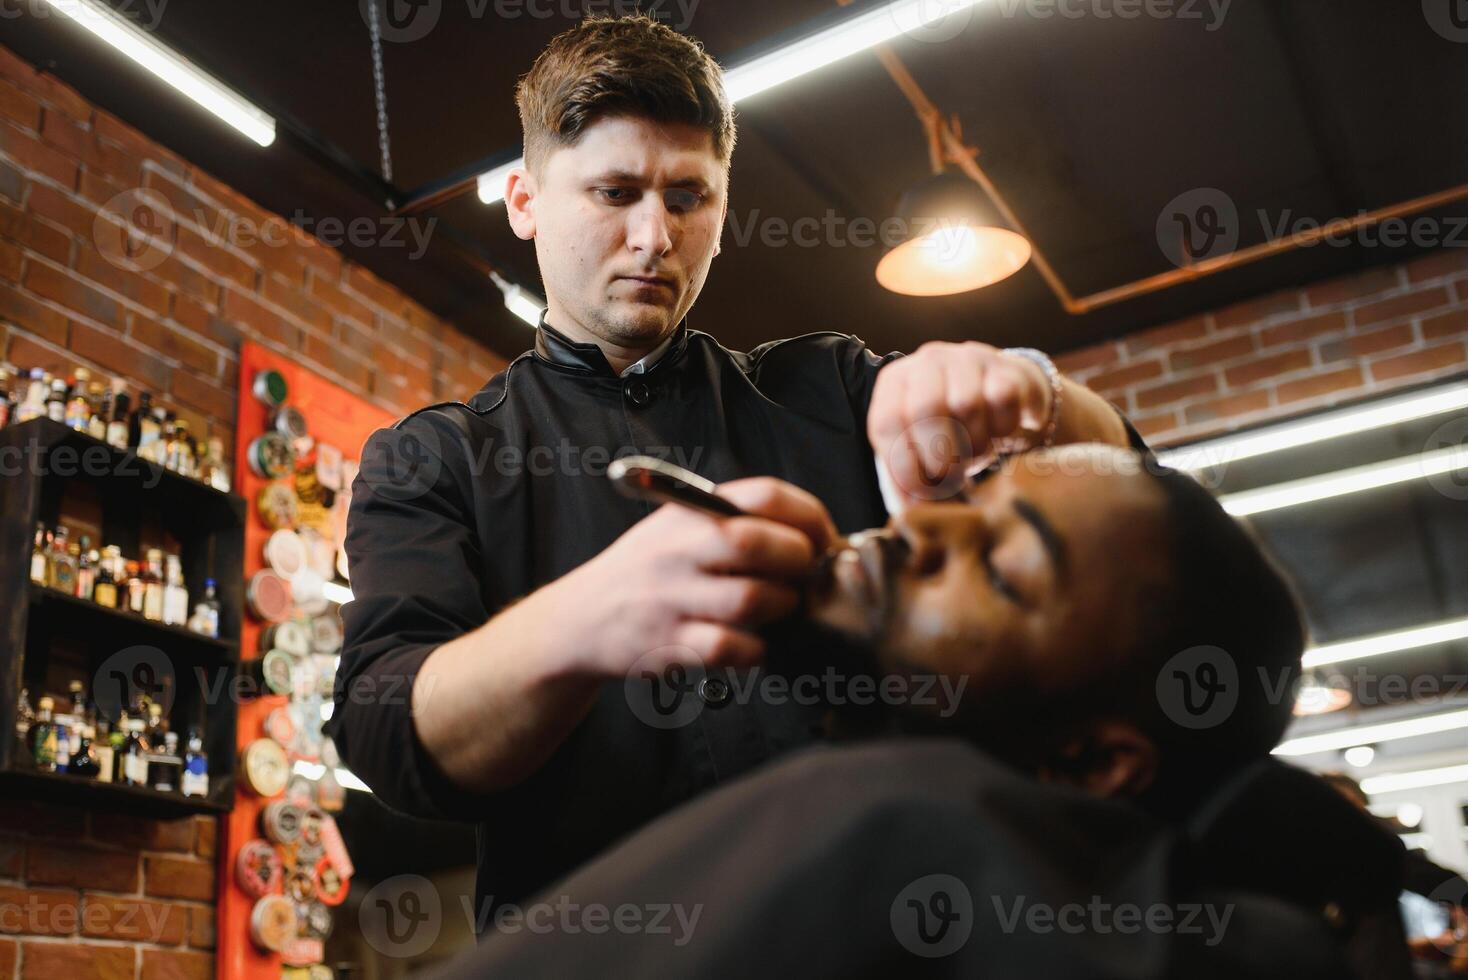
[504,168,536,241]
[1039,721,1158,800]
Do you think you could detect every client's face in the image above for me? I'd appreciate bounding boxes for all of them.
[806,445,1176,728]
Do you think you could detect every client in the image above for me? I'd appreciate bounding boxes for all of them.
[425,445,1410,979]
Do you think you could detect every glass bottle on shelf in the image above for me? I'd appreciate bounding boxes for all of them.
[46,377,67,423]
[30,696,58,772]
[125,560,146,615]
[64,368,91,430]
[15,369,48,424]
[87,381,109,440]
[121,717,149,787]
[93,547,119,608]
[52,713,71,771]
[29,523,48,585]
[150,731,181,792]
[75,536,95,600]
[129,391,153,454]
[163,554,189,627]
[181,727,208,798]
[172,420,196,477]
[107,387,131,450]
[160,413,178,471]
[141,550,165,622]
[109,712,129,782]
[94,719,115,783]
[69,724,100,778]
[14,687,33,759]
[203,437,231,492]
[188,579,221,638]
[0,363,13,429]
[146,701,167,742]
[137,405,164,462]
[49,527,77,595]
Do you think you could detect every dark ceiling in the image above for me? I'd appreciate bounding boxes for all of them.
[5,1,1465,363]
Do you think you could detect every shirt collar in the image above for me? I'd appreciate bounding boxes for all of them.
[534,312,688,377]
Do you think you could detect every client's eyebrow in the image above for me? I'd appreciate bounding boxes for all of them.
[1013,498,1068,580]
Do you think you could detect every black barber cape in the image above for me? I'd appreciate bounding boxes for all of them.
[424,739,1413,980]
[326,318,903,922]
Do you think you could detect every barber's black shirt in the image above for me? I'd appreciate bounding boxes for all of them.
[326,317,1144,925]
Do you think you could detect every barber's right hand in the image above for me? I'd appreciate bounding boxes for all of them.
[552,476,838,677]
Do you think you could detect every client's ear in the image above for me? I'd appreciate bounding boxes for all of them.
[1038,721,1158,799]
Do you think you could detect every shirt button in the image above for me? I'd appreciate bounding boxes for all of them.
[624,379,653,407]
[697,676,730,706]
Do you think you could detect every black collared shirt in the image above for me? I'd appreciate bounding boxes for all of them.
[328,318,904,919]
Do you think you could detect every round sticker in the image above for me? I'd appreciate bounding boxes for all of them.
[235,839,283,899]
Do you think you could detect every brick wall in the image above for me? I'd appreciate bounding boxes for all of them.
[0,41,510,980]
[0,42,509,459]
[0,801,217,980]
[1055,252,1468,446]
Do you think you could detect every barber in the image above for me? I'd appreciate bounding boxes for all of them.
[327,13,1141,926]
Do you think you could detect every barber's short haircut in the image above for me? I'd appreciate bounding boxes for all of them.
[1130,465,1307,809]
[515,14,736,179]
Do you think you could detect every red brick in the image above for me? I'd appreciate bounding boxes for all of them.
[24,261,119,326]
[75,246,171,316]
[0,120,78,188]
[0,79,40,131]
[1135,373,1219,410]
[0,157,20,203]
[25,182,95,240]
[75,167,127,210]
[170,368,236,423]
[0,239,14,282]
[1223,349,1313,388]
[0,197,72,263]
[1319,323,1414,362]
[5,332,72,374]
[0,938,14,978]
[1276,365,1365,405]
[1168,334,1256,372]
[1183,389,1272,425]
[143,856,213,902]
[304,327,371,391]
[30,71,92,124]
[1123,315,1209,355]
[378,314,437,366]
[1054,341,1122,377]
[1304,266,1400,308]
[346,263,410,316]
[1130,410,1181,440]
[1258,310,1347,349]
[1213,291,1304,330]
[193,818,215,860]
[26,844,137,893]
[97,815,195,855]
[141,947,212,980]
[39,109,88,160]
[95,113,185,176]
[80,895,186,944]
[129,316,220,376]
[0,839,20,878]
[1369,342,1468,383]
[170,293,213,336]
[187,906,214,949]
[1354,286,1450,327]
[1421,308,1468,342]
[308,271,375,330]
[0,282,66,345]
[218,286,297,349]
[20,940,134,980]
[1405,249,1468,285]
[176,224,256,291]
[69,321,171,392]
[260,272,331,332]
[152,252,221,308]
[0,885,80,936]
[1085,358,1164,395]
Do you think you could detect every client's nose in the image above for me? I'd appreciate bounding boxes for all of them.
[893,503,993,575]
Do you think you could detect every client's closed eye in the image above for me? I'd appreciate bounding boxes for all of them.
[983,547,1023,604]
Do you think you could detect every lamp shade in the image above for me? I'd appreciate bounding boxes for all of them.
[876,172,1031,297]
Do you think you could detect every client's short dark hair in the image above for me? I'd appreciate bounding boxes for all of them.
[1128,465,1307,813]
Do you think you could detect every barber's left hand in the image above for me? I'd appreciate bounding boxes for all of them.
[867,341,1051,509]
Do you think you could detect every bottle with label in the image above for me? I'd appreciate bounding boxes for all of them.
[204,437,231,492]
[93,720,114,784]
[29,523,48,585]
[121,718,149,787]
[69,724,100,778]
[109,714,129,782]
[64,368,91,430]
[107,387,131,450]
[87,381,109,440]
[93,547,119,608]
[125,560,146,615]
[48,527,77,594]
[46,377,68,423]
[0,363,13,429]
[162,555,189,627]
[150,731,182,793]
[30,696,58,772]
[53,715,71,772]
[187,579,222,638]
[181,727,209,798]
[75,537,95,600]
[142,549,165,622]
[14,687,33,760]
[15,369,48,424]
[128,391,154,454]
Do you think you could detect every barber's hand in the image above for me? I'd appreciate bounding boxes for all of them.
[868,341,1051,509]
[554,477,838,677]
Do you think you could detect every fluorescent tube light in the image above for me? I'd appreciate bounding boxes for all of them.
[476,0,986,205]
[1303,616,1468,670]
[1273,707,1468,758]
[491,271,546,327]
[38,0,276,146]
[1360,763,1468,795]
[1160,381,1468,472]
[1217,443,1468,517]
[321,581,354,606]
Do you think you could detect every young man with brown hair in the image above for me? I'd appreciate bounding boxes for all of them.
[329,14,1144,928]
